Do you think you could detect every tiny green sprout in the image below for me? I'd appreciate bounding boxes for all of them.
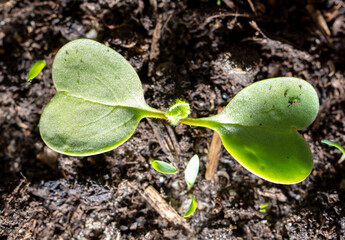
[321,139,345,156]
[260,203,267,213]
[40,39,319,184]
[165,99,191,126]
[150,160,178,174]
[184,195,197,218]
[27,60,46,81]
[184,154,199,187]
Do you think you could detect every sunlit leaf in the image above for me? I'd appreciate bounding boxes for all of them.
[184,195,197,217]
[184,155,199,187]
[202,77,319,184]
[27,60,46,81]
[39,39,164,156]
[150,160,178,174]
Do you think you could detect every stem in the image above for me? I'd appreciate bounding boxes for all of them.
[180,117,218,130]
[142,108,167,120]
[142,106,219,131]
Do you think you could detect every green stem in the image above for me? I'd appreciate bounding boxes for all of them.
[180,117,218,130]
[142,108,167,119]
[142,106,219,130]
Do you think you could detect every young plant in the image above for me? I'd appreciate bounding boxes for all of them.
[184,154,199,187]
[321,139,345,163]
[321,139,345,155]
[259,203,267,213]
[184,195,197,218]
[150,160,178,174]
[183,155,200,217]
[150,155,200,217]
[27,60,46,81]
[39,39,319,184]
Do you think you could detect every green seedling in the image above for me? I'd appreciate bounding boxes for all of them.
[150,160,178,174]
[184,195,197,217]
[260,203,267,213]
[150,155,199,217]
[184,154,200,187]
[321,139,345,163]
[39,39,319,184]
[27,60,46,81]
[321,139,345,155]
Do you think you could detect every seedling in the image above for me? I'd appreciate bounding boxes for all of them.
[184,195,197,217]
[39,39,319,184]
[184,155,200,187]
[260,203,267,213]
[321,139,345,163]
[27,60,46,81]
[150,155,200,217]
[150,160,178,174]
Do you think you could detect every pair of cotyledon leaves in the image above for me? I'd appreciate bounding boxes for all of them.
[39,39,319,184]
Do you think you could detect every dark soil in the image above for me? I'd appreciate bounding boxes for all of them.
[1,0,345,239]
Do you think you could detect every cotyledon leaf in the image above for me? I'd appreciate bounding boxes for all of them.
[194,77,319,184]
[39,39,164,156]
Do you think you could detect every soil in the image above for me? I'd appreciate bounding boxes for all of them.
[1,0,345,239]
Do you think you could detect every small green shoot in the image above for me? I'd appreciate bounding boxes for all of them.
[27,60,46,81]
[184,154,199,187]
[165,99,191,126]
[150,160,178,174]
[260,203,267,213]
[321,139,345,155]
[184,195,197,218]
[321,139,345,163]
[40,39,320,184]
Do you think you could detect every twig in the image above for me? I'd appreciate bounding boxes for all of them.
[205,108,224,180]
[306,4,331,36]
[247,0,256,14]
[141,185,192,231]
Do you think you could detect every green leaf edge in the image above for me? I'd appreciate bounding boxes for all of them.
[184,195,197,218]
[39,99,147,156]
[27,60,46,81]
[150,160,178,174]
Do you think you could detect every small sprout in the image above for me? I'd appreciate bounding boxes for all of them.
[150,160,178,174]
[184,154,199,187]
[260,203,267,212]
[184,195,197,218]
[321,139,345,164]
[27,60,46,81]
[321,139,345,155]
[165,99,191,126]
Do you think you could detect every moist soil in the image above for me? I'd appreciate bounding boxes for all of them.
[1,1,345,239]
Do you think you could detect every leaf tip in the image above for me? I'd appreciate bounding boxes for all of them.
[27,59,46,81]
